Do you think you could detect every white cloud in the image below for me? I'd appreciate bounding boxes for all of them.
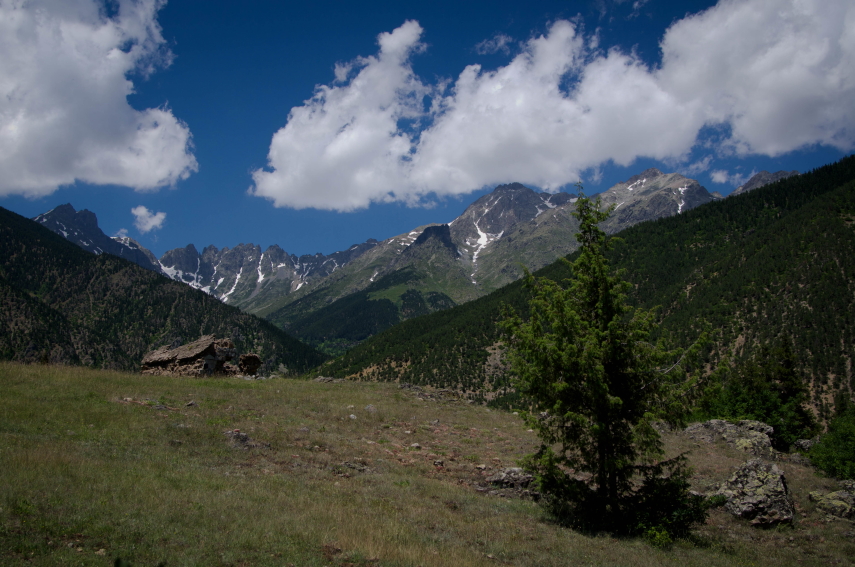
[250,20,429,211]
[252,0,855,211]
[683,155,714,176]
[710,169,753,186]
[475,33,513,55]
[131,205,166,233]
[114,228,129,238]
[658,0,855,157]
[0,0,198,198]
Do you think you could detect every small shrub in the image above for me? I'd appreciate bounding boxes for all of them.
[643,525,673,549]
[809,406,855,479]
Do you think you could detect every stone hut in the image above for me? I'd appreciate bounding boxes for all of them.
[141,335,260,377]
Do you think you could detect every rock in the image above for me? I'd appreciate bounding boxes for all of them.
[794,437,819,452]
[364,404,377,413]
[486,467,534,489]
[481,467,539,500]
[238,353,262,375]
[141,335,261,377]
[809,490,855,519]
[717,459,794,526]
[684,419,775,456]
[224,429,269,450]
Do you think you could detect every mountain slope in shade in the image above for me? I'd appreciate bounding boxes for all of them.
[731,170,799,196]
[2,207,327,373]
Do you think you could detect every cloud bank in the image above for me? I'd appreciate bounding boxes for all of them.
[0,0,198,198]
[251,0,855,211]
[131,205,166,233]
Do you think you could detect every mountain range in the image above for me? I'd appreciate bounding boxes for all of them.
[1,206,327,373]
[312,157,855,418]
[31,169,797,353]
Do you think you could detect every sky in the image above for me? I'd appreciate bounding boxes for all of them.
[1,0,852,258]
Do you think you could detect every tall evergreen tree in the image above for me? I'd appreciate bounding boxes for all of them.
[501,189,707,535]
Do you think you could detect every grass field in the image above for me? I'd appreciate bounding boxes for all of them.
[1,362,853,566]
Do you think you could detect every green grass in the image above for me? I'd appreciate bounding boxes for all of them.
[1,362,853,566]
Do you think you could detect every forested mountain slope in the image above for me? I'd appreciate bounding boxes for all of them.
[0,208,327,373]
[315,156,855,411]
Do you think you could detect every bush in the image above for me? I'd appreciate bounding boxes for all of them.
[809,406,855,479]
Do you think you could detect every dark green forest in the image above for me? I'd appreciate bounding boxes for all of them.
[314,156,855,414]
[0,207,327,374]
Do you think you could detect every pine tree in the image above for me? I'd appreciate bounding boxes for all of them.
[501,188,707,535]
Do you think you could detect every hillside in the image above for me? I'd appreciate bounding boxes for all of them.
[315,156,855,411]
[0,207,327,374]
[2,363,852,566]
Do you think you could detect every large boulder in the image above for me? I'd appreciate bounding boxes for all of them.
[717,459,794,526]
[684,419,775,456]
[141,335,259,377]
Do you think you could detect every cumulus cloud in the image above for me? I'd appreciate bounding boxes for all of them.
[114,227,129,238]
[131,205,166,233]
[252,0,855,211]
[250,20,429,211]
[0,0,198,198]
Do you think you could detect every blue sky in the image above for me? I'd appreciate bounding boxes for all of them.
[1,0,851,258]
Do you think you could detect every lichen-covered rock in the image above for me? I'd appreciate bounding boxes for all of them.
[809,490,855,519]
[684,419,775,456]
[717,459,794,526]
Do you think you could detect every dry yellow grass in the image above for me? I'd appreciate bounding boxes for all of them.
[1,362,853,566]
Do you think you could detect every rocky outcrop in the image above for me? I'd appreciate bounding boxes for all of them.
[717,459,794,526]
[684,419,775,456]
[141,335,260,377]
[809,484,855,519]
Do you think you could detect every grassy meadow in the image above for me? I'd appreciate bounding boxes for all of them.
[1,362,853,566]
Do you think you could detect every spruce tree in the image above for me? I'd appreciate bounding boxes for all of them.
[501,188,707,535]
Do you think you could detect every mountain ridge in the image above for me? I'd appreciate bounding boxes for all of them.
[33,167,795,352]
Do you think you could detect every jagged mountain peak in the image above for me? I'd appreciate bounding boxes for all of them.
[450,182,574,260]
[32,204,164,274]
